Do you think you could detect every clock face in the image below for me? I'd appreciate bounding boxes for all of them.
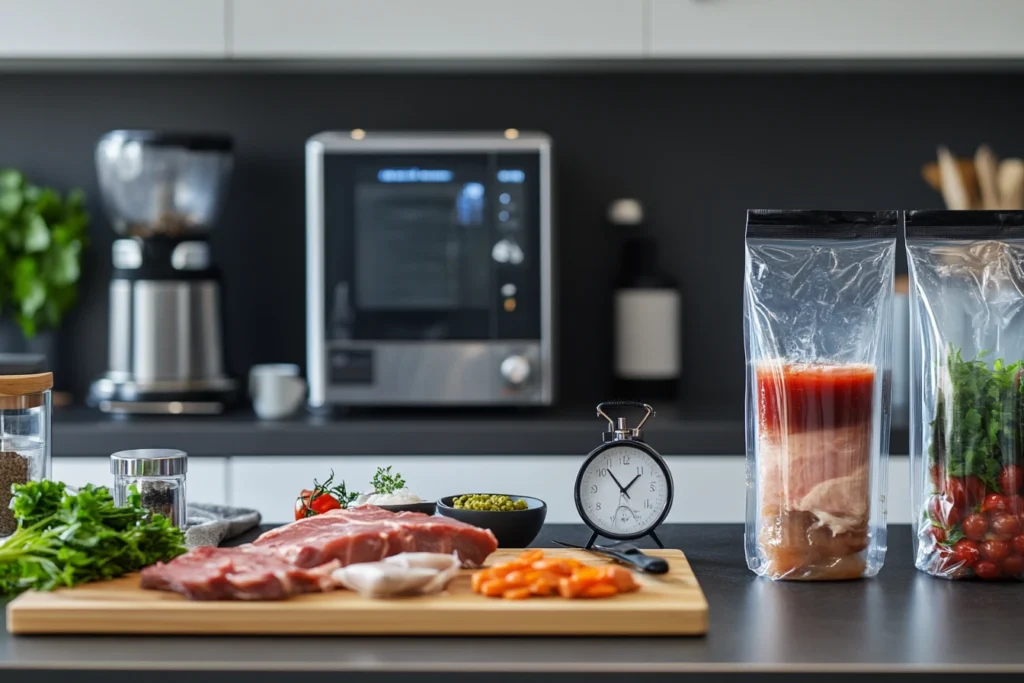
[577,445,671,537]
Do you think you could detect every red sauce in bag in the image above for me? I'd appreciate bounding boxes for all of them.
[755,363,876,580]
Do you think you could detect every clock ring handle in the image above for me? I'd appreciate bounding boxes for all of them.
[596,401,656,432]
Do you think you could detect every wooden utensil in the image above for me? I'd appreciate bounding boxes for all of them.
[998,158,1024,209]
[922,158,979,207]
[975,144,1001,210]
[936,146,971,210]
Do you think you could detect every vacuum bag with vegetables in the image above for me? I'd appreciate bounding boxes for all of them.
[907,211,1024,580]
[744,210,897,580]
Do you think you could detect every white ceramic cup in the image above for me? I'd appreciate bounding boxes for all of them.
[249,363,306,420]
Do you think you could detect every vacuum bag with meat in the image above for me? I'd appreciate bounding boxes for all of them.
[744,210,897,580]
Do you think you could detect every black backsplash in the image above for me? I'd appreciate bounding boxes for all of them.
[1,71,1022,412]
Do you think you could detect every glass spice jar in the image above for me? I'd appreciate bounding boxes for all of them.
[110,449,187,528]
[0,372,52,539]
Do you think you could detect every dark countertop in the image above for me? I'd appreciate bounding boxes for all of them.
[52,406,911,456]
[2,523,1019,678]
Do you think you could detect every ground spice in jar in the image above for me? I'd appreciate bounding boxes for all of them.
[0,451,29,536]
[136,479,180,526]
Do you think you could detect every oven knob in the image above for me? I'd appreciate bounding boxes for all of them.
[500,355,531,386]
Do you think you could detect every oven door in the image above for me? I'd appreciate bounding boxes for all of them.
[309,149,548,405]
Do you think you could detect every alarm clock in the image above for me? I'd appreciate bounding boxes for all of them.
[574,401,674,549]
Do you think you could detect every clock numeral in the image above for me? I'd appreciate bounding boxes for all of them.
[595,502,602,510]
[637,466,644,477]
[619,454,630,466]
[649,481,656,493]
[644,499,653,509]
[590,484,598,494]
[605,458,612,468]
[598,468,608,478]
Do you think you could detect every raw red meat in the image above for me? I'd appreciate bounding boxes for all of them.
[253,505,498,568]
[140,545,339,600]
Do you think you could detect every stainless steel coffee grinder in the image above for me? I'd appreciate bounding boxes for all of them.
[89,130,236,415]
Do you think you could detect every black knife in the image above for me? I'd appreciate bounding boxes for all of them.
[553,540,670,574]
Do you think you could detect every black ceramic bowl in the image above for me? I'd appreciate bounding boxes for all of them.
[375,501,437,515]
[436,494,547,547]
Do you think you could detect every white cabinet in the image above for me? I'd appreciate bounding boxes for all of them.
[230,0,643,58]
[52,457,229,506]
[0,0,226,58]
[650,0,1024,59]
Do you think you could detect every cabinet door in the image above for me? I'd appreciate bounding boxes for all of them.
[52,457,229,506]
[0,0,226,57]
[231,0,643,58]
[650,0,1024,58]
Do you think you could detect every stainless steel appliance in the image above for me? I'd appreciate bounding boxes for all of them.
[306,131,554,407]
[89,130,236,415]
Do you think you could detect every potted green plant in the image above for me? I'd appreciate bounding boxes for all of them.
[0,169,89,367]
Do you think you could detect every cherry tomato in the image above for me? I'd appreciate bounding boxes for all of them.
[952,539,981,568]
[929,464,945,490]
[1013,535,1024,556]
[1007,497,1024,516]
[991,514,1022,541]
[982,493,1011,515]
[1002,555,1024,578]
[1000,465,1023,495]
[943,478,969,510]
[965,475,988,506]
[928,495,962,528]
[927,525,948,544]
[294,489,342,520]
[962,513,989,541]
[981,539,1012,563]
[975,561,1001,580]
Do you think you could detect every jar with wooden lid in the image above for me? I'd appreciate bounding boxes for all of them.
[0,372,52,538]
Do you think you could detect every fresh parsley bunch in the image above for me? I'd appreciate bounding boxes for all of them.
[0,481,186,596]
[931,346,1024,491]
[371,466,406,495]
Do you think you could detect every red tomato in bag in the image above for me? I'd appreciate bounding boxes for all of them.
[952,539,981,568]
[1001,555,1024,578]
[975,561,1001,580]
[1000,465,1023,495]
[965,475,988,505]
[943,478,969,511]
[991,514,1022,541]
[1013,535,1024,556]
[962,513,988,541]
[981,539,1012,563]
[982,493,1011,515]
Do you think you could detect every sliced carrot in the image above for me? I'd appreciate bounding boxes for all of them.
[580,583,618,599]
[503,587,532,600]
[528,579,557,596]
[518,549,545,563]
[471,571,492,593]
[480,580,507,598]
[558,576,581,598]
[603,566,639,592]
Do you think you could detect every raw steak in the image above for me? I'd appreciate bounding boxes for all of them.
[140,545,339,600]
[253,505,498,568]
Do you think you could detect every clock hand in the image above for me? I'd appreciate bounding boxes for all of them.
[622,473,641,494]
[607,470,631,500]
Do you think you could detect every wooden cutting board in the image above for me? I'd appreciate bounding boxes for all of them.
[6,548,707,636]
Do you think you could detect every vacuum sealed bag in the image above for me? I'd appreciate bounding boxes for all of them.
[907,210,1024,580]
[744,210,897,580]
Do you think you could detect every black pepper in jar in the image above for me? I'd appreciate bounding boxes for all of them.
[0,451,29,536]
[138,479,178,523]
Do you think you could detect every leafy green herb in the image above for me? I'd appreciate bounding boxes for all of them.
[371,466,406,495]
[939,528,966,547]
[931,345,1024,493]
[0,169,89,337]
[0,481,186,596]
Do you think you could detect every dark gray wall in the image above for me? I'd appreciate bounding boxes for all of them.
[0,71,1020,411]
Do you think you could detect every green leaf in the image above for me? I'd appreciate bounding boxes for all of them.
[0,169,24,191]
[0,190,22,216]
[24,214,50,253]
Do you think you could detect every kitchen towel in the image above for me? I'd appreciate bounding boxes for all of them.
[185,503,262,548]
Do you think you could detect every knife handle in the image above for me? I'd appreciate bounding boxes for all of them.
[604,549,670,575]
